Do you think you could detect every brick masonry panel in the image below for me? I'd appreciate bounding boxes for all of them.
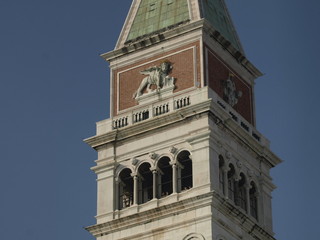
[205,46,254,124]
[112,41,201,115]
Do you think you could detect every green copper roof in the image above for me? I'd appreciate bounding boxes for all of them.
[202,0,242,52]
[127,0,190,41]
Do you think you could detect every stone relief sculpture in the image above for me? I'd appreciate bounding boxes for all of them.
[223,74,242,107]
[133,61,175,99]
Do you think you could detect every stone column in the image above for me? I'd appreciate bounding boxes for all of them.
[223,167,228,197]
[133,175,139,205]
[255,189,261,221]
[246,183,250,214]
[172,163,177,193]
[115,180,120,211]
[152,169,158,199]
[233,178,239,204]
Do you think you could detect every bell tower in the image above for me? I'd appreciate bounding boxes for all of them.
[85,0,281,239]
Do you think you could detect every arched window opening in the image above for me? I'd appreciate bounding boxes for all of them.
[118,168,133,210]
[219,155,225,195]
[138,162,153,204]
[177,151,193,192]
[236,173,247,212]
[227,164,235,201]
[250,182,258,220]
[158,157,173,197]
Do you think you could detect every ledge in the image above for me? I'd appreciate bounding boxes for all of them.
[214,191,276,240]
[84,98,211,149]
[84,88,281,169]
[86,191,276,240]
[101,19,262,79]
[86,191,214,237]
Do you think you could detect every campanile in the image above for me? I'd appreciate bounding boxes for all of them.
[85,1,281,239]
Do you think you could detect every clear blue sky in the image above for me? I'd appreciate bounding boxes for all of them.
[0,1,319,239]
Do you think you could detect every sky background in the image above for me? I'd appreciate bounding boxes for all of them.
[0,0,319,239]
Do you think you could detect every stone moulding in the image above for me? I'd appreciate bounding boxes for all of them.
[213,191,276,240]
[85,190,275,240]
[85,191,214,238]
[101,19,262,79]
[84,97,281,168]
[84,99,212,148]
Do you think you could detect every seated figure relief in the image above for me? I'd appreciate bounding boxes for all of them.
[133,61,175,99]
[223,74,242,107]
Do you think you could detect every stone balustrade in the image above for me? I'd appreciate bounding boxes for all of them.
[96,87,269,147]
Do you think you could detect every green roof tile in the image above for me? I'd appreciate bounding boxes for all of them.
[202,0,241,51]
[127,0,190,41]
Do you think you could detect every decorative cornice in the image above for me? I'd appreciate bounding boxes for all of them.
[85,96,282,169]
[84,131,117,149]
[209,100,282,168]
[101,19,262,79]
[101,20,204,62]
[202,19,262,79]
[84,99,212,149]
[213,191,276,240]
[86,192,214,237]
[86,190,275,240]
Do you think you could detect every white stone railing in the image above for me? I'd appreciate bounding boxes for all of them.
[96,87,269,147]
[154,103,170,116]
[112,116,129,129]
[208,88,270,147]
[133,109,150,123]
[96,89,205,134]
[174,96,190,109]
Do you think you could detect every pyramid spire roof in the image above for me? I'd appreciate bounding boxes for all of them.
[115,0,243,53]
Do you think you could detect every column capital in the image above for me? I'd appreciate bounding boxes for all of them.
[150,166,158,172]
[222,165,229,172]
[131,173,139,178]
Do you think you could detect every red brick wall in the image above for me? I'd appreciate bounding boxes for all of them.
[112,41,200,116]
[205,45,254,124]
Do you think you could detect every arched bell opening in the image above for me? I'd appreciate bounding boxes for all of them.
[227,164,236,201]
[177,150,192,192]
[157,157,173,198]
[236,173,247,212]
[250,181,259,220]
[138,162,153,204]
[118,168,133,210]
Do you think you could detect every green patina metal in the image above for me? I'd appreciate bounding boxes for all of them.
[202,0,241,51]
[127,0,190,41]
[127,0,241,52]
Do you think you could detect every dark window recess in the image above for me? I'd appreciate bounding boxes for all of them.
[227,164,235,201]
[138,163,153,204]
[236,173,247,212]
[177,151,193,191]
[158,157,173,197]
[119,169,134,210]
[250,182,258,220]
